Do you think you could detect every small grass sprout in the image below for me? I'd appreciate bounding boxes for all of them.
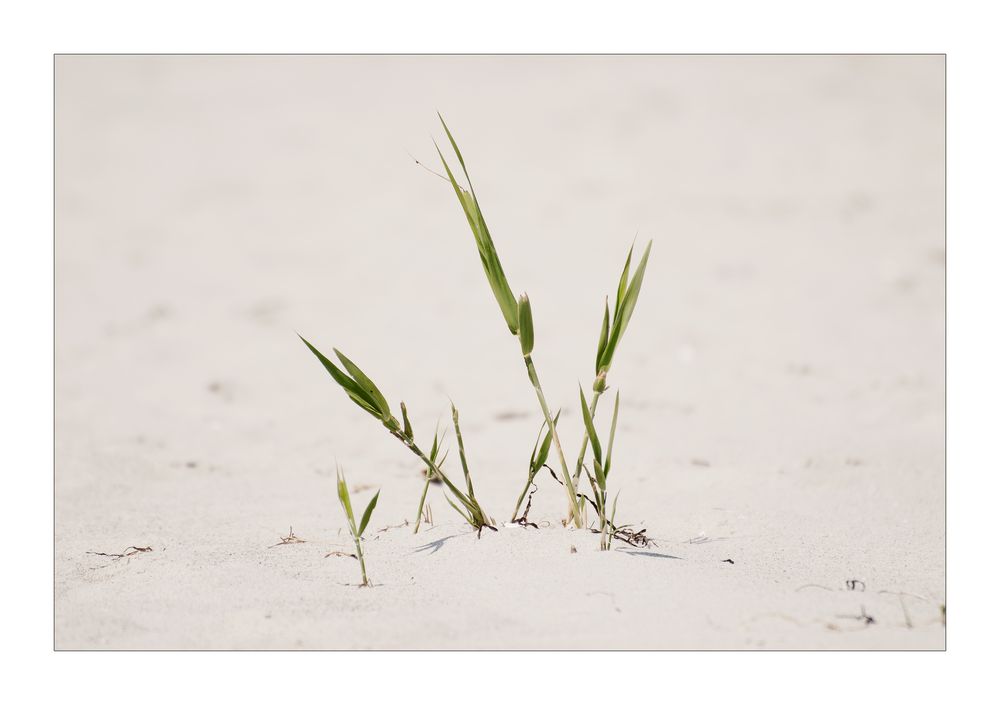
[335,466,379,586]
[300,336,493,534]
[511,410,560,523]
[578,388,621,550]
[571,242,652,515]
[435,115,584,529]
[412,421,448,533]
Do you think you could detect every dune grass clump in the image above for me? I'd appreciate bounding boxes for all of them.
[301,116,651,553]
[335,466,379,586]
[299,337,494,535]
[434,116,652,536]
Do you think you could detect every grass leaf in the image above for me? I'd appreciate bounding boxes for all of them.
[358,490,380,536]
[595,298,610,376]
[533,409,560,474]
[451,403,476,500]
[604,391,621,480]
[336,467,356,528]
[334,348,392,419]
[615,243,634,318]
[518,294,534,356]
[299,335,380,418]
[400,402,414,440]
[435,127,519,335]
[579,385,602,464]
[444,493,474,527]
[599,241,652,373]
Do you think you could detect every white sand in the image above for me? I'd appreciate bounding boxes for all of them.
[55,55,944,649]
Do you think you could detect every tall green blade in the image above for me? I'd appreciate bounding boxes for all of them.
[451,403,475,499]
[599,241,652,373]
[300,335,380,417]
[615,243,634,318]
[579,385,602,463]
[435,126,519,335]
[358,490,380,536]
[593,457,606,492]
[444,494,474,527]
[336,468,356,530]
[595,298,610,376]
[604,391,621,479]
[533,409,560,473]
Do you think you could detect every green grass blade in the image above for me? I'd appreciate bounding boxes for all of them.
[599,241,652,373]
[604,391,621,479]
[615,243,634,318]
[435,127,519,335]
[518,294,534,357]
[299,335,380,417]
[400,402,414,440]
[451,403,476,499]
[579,385,602,464]
[533,409,560,473]
[358,490,380,536]
[582,462,603,514]
[595,298,610,375]
[334,348,392,419]
[429,422,441,462]
[438,115,471,180]
[444,493,475,527]
[336,467,356,529]
[528,419,545,471]
[593,458,606,492]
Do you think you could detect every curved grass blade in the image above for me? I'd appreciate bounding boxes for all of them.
[401,402,414,440]
[336,467,356,528]
[435,125,519,335]
[604,391,621,480]
[445,493,475,527]
[451,403,475,500]
[593,458,606,492]
[518,294,534,357]
[299,335,380,417]
[358,490,380,536]
[615,243,634,317]
[579,385,602,464]
[533,409,560,474]
[599,241,652,373]
[595,298,610,376]
[334,348,391,419]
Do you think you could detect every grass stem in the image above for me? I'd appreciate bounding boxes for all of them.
[413,473,433,533]
[523,354,583,528]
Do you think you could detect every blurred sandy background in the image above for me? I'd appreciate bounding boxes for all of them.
[55,55,944,649]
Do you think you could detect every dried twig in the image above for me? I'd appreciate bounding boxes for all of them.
[268,527,306,548]
[86,546,153,562]
[512,482,539,529]
[324,550,358,560]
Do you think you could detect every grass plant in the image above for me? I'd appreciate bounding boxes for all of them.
[335,466,379,586]
[570,242,651,520]
[300,337,493,534]
[434,116,585,528]
[434,115,652,533]
[303,116,652,552]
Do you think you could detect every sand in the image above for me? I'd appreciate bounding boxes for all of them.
[55,55,944,649]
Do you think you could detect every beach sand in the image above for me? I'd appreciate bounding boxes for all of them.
[55,55,945,649]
